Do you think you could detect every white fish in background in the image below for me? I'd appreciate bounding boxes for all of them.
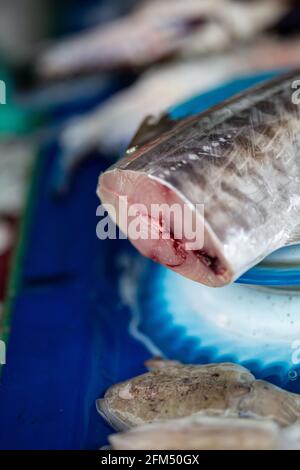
[54,37,300,190]
[109,415,282,450]
[282,421,300,450]
[60,57,238,160]
[37,0,286,78]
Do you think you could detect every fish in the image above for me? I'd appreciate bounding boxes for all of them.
[37,0,286,78]
[238,380,300,427]
[96,360,255,431]
[97,359,300,431]
[109,415,282,450]
[98,71,300,287]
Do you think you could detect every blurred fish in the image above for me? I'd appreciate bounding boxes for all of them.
[99,71,300,287]
[59,57,238,163]
[109,415,281,450]
[37,0,286,78]
[245,36,300,72]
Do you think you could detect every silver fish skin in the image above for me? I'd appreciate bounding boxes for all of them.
[109,415,281,450]
[96,361,255,431]
[98,71,300,287]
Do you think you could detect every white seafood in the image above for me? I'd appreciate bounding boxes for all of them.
[109,415,282,450]
[37,0,285,77]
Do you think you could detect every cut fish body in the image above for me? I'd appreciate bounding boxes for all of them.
[98,72,300,287]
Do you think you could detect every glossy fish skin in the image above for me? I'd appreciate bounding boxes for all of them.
[96,361,255,431]
[99,71,300,287]
[109,415,281,450]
